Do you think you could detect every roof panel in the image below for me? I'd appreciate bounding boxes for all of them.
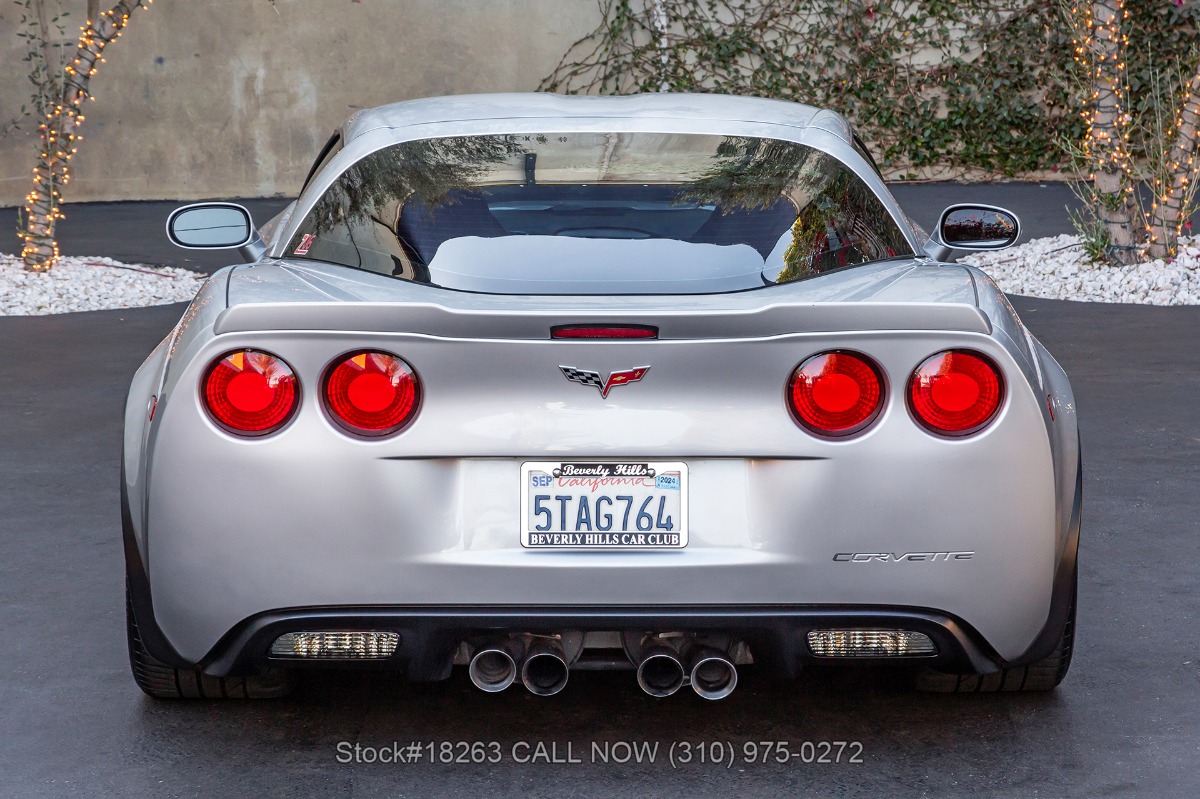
[344,93,838,141]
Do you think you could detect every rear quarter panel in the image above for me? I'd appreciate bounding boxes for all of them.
[124,267,232,556]
[967,265,1080,556]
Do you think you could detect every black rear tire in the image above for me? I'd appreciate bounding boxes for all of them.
[913,575,1075,693]
[126,587,295,699]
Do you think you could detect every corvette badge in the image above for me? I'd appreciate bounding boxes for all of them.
[560,365,650,398]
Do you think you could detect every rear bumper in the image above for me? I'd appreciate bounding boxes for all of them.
[184,604,1000,679]
[139,455,1064,665]
[124,458,1081,681]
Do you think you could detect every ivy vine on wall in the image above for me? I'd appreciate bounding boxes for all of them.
[540,0,1200,180]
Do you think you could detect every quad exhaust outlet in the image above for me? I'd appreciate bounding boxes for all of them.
[687,647,738,700]
[465,634,741,700]
[635,643,687,698]
[468,639,523,693]
[520,640,571,697]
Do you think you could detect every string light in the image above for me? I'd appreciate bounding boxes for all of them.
[1070,0,1200,260]
[1151,68,1200,254]
[19,1,154,271]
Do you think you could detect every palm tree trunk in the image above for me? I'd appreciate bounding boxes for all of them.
[20,0,151,271]
[1146,65,1200,260]
[1086,0,1141,263]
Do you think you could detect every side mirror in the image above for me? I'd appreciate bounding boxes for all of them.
[166,202,266,261]
[924,204,1020,262]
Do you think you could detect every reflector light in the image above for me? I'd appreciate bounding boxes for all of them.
[552,325,658,339]
[270,631,400,659]
[202,349,298,435]
[807,629,937,657]
[324,351,420,436]
[908,350,1004,436]
[788,351,884,436]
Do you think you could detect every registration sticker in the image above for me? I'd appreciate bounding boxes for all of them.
[520,462,688,549]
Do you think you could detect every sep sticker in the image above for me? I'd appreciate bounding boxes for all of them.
[294,233,316,255]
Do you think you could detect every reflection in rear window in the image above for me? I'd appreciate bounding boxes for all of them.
[286,132,913,294]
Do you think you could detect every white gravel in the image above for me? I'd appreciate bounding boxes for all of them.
[1,253,205,316]
[3,235,1198,314]
[963,234,1200,305]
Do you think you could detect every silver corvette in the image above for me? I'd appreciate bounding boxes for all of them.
[123,93,1080,700]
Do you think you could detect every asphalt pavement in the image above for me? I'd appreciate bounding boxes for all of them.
[1,191,1199,798]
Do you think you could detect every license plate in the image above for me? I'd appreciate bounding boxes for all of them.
[520,461,688,549]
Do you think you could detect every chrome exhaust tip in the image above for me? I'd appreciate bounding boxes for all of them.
[636,647,686,698]
[468,642,520,693]
[521,642,569,697]
[688,648,738,700]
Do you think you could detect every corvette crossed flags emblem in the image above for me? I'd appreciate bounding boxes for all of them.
[559,365,651,398]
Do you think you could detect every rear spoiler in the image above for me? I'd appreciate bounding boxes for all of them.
[213,301,991,339]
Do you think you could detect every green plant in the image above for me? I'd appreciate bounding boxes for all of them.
[541,0,1200,180]
[1066,200,1114,261]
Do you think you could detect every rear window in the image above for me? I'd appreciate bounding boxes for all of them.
[285,132,913,294]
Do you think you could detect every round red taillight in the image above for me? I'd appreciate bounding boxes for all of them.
[323,351,420,436]
[202,349,298,435]
[788,351,885,436]
[908,350,1004,436]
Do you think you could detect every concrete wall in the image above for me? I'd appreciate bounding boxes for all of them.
[0,0,601,206]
